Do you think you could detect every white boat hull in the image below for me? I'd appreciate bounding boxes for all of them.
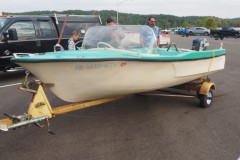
[18,55,225,102]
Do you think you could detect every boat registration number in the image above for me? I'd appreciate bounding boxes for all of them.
[75,63,118,70]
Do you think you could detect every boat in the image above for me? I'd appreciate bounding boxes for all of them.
[12,25,226,103]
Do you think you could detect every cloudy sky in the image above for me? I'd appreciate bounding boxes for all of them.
[0,0,239,19]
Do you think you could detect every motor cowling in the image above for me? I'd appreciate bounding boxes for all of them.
[192,38,209,51]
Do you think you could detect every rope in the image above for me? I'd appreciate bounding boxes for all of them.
[208,50,215,72]
[57,15,68,44]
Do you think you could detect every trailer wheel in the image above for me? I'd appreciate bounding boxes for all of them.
[199,90,213,108]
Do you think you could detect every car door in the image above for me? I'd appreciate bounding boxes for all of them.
[36,18,58,53]
[228,28,235,37]
[1,18,40,55]
[195,28,201,35]
[222,28,229,37]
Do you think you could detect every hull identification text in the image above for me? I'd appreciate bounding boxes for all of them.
[75,63,117,70]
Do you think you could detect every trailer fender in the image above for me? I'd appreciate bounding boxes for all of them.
[199,81,215,95]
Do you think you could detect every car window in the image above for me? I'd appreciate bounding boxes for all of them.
[38,20,53,37]
[57,22,101,37]
[0,18,10,32]
[9,21,36,39]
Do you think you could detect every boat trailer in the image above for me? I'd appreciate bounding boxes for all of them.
[0,74,215,134]
[141,78,215,108]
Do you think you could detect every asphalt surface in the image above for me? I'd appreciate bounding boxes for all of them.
[0,34,240,160]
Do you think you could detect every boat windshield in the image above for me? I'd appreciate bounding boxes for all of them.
[82,25,157,51]
[0,18,10,32]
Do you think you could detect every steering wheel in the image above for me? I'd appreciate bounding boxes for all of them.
[97,42,114,48]
[75,40,83,50]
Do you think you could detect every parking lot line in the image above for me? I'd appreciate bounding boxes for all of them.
[0,83,22,89]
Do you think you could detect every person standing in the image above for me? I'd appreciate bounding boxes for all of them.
[105,17,125,48]
[106,17,117,26]
[141,16,160,47]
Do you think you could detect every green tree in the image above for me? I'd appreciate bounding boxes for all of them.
[218,19,229,27]
[232,20,240,27]
[195,18,206,27]
[195,17,218,29]
[204,17,218,29]
[161,20,171,29]
[181,20,190,28]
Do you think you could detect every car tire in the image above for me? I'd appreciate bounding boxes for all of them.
[234,34,239,39]
[213,34,219,40]
[204,32,209,36]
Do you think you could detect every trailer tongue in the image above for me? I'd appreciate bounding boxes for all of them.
[0,73,125,134]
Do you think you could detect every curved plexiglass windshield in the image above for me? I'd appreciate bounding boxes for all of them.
[0,18,10,32]
[82,25,157,51]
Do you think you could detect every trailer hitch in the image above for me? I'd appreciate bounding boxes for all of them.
[0,114,55,134]
[0,72,55,134]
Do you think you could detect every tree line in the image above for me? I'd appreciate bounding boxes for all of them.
[4,10,240,29]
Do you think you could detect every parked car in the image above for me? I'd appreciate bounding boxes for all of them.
[186,27,210,36]
[210,27,240,40]
[0,15,102,71]
[160,28,171,34]
[177,28,186,35]
[177,28,193,37]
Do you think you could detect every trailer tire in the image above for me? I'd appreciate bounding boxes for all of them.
[199,89,213,108]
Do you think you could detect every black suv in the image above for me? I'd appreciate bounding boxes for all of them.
[0,15,102,71]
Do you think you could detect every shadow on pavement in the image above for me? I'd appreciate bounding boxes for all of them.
[0,69,28,82]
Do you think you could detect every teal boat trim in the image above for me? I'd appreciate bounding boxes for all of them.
[11,48,226,63]
[12,54,225,63]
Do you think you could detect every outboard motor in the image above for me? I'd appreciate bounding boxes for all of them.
[192,38,209,51]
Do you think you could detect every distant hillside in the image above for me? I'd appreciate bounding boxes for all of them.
[3,10,240,28]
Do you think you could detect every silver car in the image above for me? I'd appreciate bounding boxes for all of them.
[187,27,210,36]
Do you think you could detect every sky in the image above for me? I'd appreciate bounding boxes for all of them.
[0,0,239,19]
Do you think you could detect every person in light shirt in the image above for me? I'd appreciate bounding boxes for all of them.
[68,31,80,50]
[141,16,160,47]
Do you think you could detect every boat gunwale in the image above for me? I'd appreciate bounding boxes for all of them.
[12,54,226,63]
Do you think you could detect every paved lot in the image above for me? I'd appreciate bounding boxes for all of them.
[0,35,240,160]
